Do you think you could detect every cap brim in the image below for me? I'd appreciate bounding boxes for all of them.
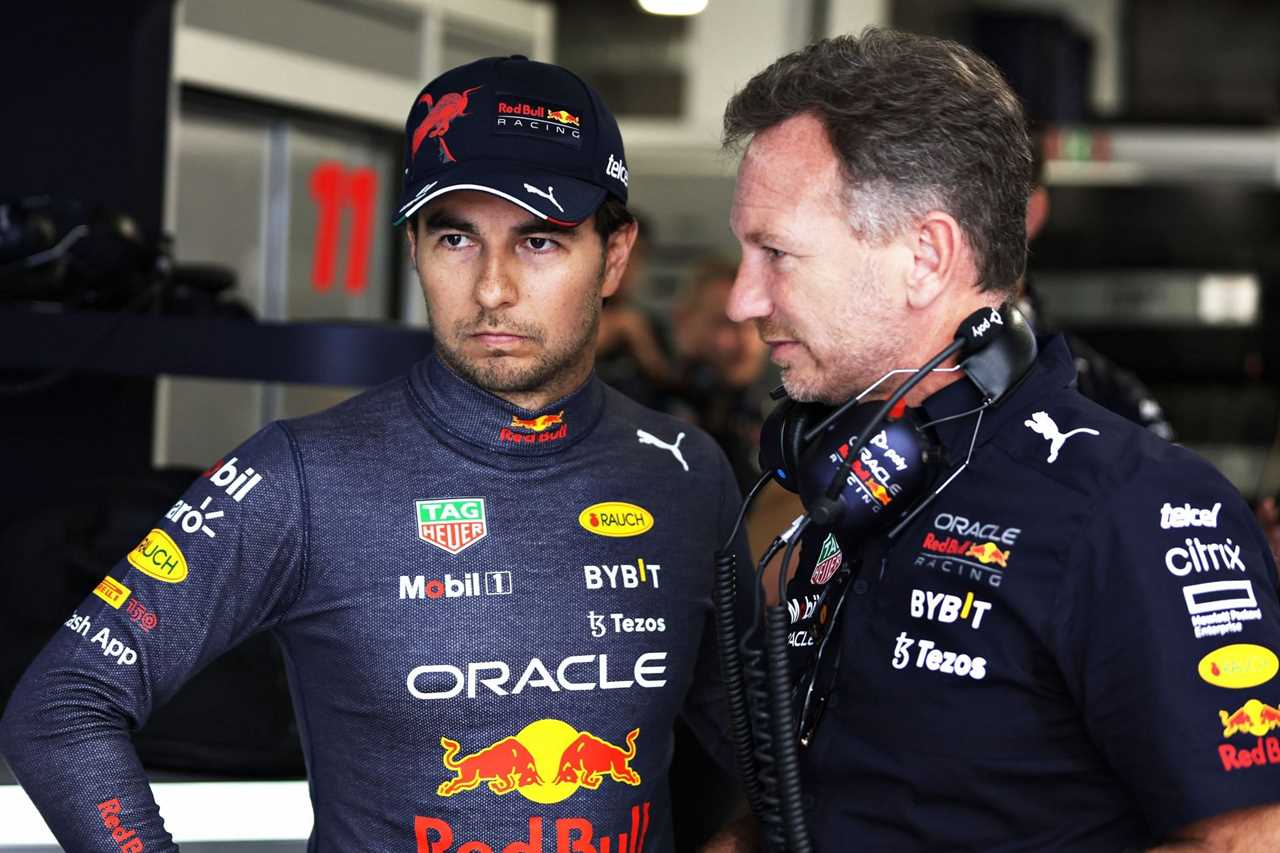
[393,160,607,227]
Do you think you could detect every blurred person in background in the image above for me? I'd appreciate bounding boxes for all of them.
[595,211,674,405]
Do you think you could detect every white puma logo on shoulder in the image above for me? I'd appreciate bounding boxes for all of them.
[522,183,564,213]
[1024,411,1100,463]
[637,429,689,472]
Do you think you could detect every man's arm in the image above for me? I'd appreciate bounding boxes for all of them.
[1153,803,1280,851]
[0,423,305,850]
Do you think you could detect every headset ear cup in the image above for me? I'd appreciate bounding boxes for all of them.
[759,398,833,494]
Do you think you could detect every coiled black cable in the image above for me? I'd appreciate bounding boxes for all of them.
[765,519,813,852]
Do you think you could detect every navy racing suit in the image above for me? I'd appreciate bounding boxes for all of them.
[0,352,748,852]
[784,335,1280,850]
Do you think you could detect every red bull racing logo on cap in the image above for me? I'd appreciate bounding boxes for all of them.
[1218,698,1280,772]
[495,94,584,149]
[416,498,487,555]
[438,719,640,804]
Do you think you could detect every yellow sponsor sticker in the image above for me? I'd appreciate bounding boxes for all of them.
[127,528,189,584]
[1199,643,1279,689]
[578,502,653,538]
[92,576,131,609]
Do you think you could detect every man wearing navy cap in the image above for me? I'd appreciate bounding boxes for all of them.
[707,29,1280,851]
[2,56,748,851]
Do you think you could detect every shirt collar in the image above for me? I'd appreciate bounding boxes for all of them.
[409,350,606,456]
[919,334,1076,460]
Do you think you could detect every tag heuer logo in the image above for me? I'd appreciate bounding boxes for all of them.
[810,533,842,585]
[416,498,487,555]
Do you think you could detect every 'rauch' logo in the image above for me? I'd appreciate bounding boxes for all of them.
[127,529,189,583]
[417,498,488,555]
[578,502,653,538]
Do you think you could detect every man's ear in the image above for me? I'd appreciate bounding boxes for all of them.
[906,210,969,310]
[600,219,639,299]
[405,218,420,270]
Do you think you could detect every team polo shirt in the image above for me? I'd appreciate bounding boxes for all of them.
[786,335,1280,850]
[1,352,747,852]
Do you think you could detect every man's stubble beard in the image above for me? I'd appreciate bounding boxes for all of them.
[433,259,605,398]
[770,253,897,405]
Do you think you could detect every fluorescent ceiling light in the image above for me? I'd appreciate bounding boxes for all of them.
[638,0,708,15]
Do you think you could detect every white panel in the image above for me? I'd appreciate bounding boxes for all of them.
[175,27,419,129]
[0,781,312,845]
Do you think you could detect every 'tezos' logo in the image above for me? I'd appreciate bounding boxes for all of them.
[500,410,568,444]
[891,631,987,680]
[417,498,487,555]
[202,456,263,503]
[407,651,668,700]
[1183,579,1263,638]
[414,801,651,853]
[494,95,584,148]
[810,533,842,585]
[1217,698,1280,772]
[93,576,131,609]
[1161,501,1221,529]
[1198,643,1279,689]
[400,571,512,600]
[127,529,189,583]
[97,798,143,853]
[436,718,640,804]
[579,502,653,537]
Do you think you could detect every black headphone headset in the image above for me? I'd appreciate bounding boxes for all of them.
[758,301,1038,541]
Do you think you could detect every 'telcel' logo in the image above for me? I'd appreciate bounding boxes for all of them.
[578,502,653,538]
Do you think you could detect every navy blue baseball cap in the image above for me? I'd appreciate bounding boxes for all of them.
[393,55,630,227]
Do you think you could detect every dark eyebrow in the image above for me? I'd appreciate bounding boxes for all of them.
[514,218,580,238]
[423,211,478,235]
[422,210,581,239]
[745,229,787,247]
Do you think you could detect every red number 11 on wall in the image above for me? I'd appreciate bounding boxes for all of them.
[309,161,377,294]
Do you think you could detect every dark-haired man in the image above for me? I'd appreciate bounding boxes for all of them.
[2,56,747,851]
[711,29,1280,851]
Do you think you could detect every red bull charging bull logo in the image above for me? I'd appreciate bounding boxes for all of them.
[1217,698,1280,772]
[502,411,568,444]
[438,719,641,804]
[965,542,1011,568]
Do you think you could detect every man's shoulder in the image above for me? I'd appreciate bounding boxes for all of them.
[282,373,415,446]
[996,382,1232,508]
[598,385,736,482]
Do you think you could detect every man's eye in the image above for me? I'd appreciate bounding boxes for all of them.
[764,246,787,260]
[441,234,471,248]
[525,237,558,252]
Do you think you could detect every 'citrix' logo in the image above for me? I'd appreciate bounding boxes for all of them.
[202,457,263,502]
